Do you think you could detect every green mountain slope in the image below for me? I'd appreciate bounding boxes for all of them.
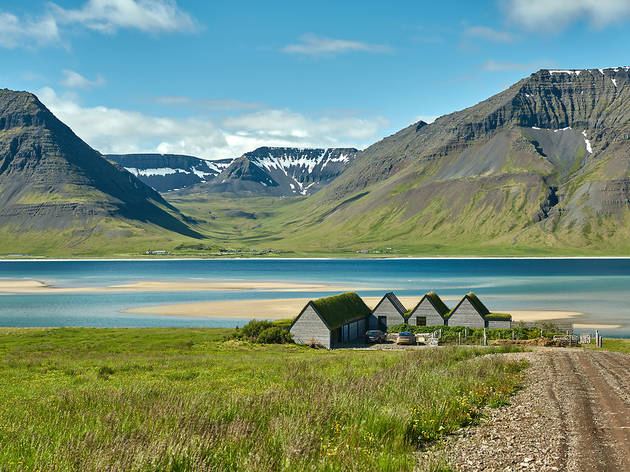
[0,89,203,255]
[4,67,630,257]
[169,68,630,255]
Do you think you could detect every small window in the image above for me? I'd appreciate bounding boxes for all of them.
[416,316,426,326]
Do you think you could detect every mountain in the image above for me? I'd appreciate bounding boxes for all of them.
[0,89,202,248]
[260,67,630,253]
[187,147,358,196]
[107,153,232,193]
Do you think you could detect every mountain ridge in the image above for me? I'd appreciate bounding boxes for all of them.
[0,89,202,242]
[107,153,232,192]
[246,67,630,253]
[181,146,358,197]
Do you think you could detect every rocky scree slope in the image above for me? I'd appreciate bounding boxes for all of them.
[284,68,630,251]
[107,153,232,193]
[0,89,201,238]
[184,147,358,197]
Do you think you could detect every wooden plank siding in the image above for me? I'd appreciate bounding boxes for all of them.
[408,297,447,326]
[369,293,407,329]
[487,319,512,329]
[447,298,486,328]
[290,304,331,348]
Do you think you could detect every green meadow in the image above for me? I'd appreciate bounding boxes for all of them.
[584,337,630,354]
[0,328,527,471]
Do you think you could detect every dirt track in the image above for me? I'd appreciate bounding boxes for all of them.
[427,349,630,471]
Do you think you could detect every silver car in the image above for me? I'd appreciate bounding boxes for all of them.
[396,331,416,345]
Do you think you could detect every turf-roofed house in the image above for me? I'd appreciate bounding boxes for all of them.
[369,292,407,330]
[407,291,451,326]
[290,292,372,349]
[448,292,512,329]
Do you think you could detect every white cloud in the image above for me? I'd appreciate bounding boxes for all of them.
[504,0,630,30]
[464,26,513,43]
[154,96,265,111]
[480,59,555,71]
[283,33,391,56]
[37,87,228,157]
[60,70,106,89]
[36,88,388,159]
[50,0,198,33]
[224,109,388,143]
[0,0,196,49]
[0,12,60,48]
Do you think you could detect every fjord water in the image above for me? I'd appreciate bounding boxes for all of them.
[1,259,629,336]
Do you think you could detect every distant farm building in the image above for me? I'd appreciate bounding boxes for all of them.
[290,292,372,349]
[370,292,407,330]
[448,292,511,329]
[408,291,450,326]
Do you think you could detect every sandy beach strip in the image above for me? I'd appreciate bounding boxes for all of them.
[573,323,623,330]
[124,297,423,319]
[0,279,383,294]
[125,298,583,323]
[507,310,582,322]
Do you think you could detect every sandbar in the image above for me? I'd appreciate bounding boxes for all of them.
[507,310,582,322]
[125,298,583,322]
[573,323,623,330]
[0,279,381,294]
[124,297,423,319]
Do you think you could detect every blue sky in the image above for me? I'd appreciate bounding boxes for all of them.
[1,0,630,159]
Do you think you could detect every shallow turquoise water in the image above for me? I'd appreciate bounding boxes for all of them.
[1,259,629,336]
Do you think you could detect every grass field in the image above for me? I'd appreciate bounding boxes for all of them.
[0,328,527,471]
[585,337,630,354]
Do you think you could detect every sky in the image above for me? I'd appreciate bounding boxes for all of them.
[1,0,630,160]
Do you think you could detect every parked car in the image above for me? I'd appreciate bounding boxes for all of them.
[365,329,386,343]
[396,331,416,345]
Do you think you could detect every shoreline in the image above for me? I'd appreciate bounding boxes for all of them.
[3,256,630,262]
[124,298,586,324]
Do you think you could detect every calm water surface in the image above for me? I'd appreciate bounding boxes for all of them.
[1,259,629,336]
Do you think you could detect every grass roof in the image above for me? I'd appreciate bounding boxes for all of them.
[310,292,372,329]
[425,291,450,316]
[465,292,490,316]
[485,313,512,321]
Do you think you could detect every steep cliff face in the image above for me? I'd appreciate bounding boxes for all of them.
[278,68,630,251]
[188,147,358,196]
[107,153,232,192]
[0,89,200,237]
[324,68,630,201]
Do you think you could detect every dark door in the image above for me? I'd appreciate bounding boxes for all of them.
[378,316,387,331]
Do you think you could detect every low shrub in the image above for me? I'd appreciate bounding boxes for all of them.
[228,320,293,344]
[257,326,292,344]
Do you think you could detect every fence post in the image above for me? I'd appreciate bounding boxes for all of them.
[540,328,543,338]
[512,330,515,340]
[483,328,487,346]
[458,332,461,346]
[595,329,599,347]
[439,328,442,339]
[464,328,467,340]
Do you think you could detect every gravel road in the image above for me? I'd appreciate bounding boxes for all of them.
[420,349,630,471]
